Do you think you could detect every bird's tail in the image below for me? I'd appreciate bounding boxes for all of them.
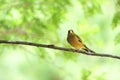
[83,48,95,53]
[83,45,95,54]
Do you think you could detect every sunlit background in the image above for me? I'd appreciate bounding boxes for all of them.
[0,0,120,80]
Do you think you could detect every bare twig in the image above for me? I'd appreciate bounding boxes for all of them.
[0,40,120,60]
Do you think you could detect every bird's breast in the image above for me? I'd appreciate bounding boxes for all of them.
[67,36,83,49]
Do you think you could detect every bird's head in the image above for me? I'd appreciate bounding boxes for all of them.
[68,29,74,35]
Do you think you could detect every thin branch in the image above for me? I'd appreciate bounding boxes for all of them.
[0,40,120,60]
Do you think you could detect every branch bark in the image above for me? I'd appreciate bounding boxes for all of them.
[0,40,120,60]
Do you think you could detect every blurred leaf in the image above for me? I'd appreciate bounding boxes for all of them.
[112,11,120,28]
[114,32,120,45]
[81,69,91,80]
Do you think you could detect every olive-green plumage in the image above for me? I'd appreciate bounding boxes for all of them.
[67,29,94,53]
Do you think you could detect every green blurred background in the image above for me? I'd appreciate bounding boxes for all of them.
[0,0,120,80]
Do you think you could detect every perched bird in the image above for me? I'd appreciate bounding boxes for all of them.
[67,29,95,53]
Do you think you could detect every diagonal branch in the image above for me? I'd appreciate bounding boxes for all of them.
[0,40,120,60]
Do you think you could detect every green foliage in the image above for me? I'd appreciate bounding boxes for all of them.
[112,11,120,28]
[80,0,102,17]
[81,69,92,80]
[0,0,120,80]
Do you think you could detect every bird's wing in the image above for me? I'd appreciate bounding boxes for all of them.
[75,35,82,42]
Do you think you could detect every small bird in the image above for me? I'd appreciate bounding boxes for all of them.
[67,29,95,53]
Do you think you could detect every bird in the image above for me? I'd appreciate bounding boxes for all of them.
[67,29,95,53]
